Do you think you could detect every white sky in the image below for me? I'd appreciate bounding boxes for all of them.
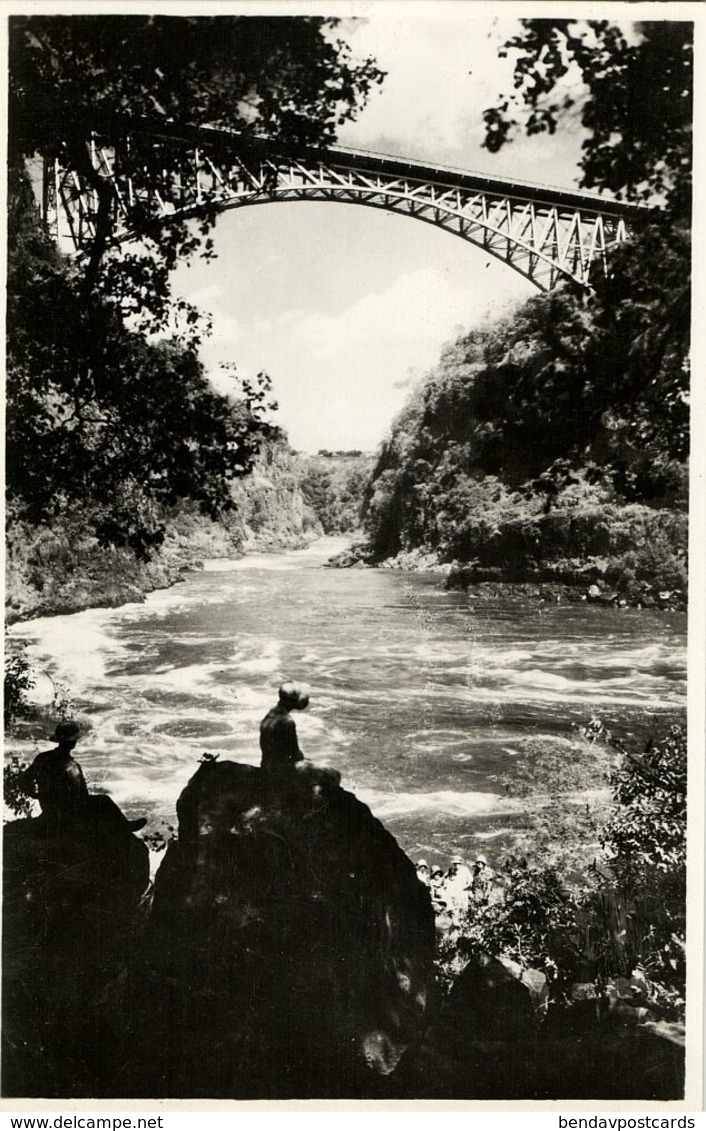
[173,12,590,453]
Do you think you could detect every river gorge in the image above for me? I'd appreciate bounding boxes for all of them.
[7,536,687,868]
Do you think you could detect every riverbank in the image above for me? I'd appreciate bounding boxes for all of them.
[327,540,687,612]
[7,519,687,627]
[5,433,326,624]
[5,518,323,625]
[7,521,243,625]
[5,513,226,625]
[5,436,382,624]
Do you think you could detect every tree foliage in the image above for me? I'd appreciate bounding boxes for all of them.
[603,725,686,895]
[9,15,384,322]
[3,758,35,821]
[483,20,692,214]
[483,19,691,466]
[597,724,687,1003]
[481,19,692,462]
[7,17,384,560]
[300,454,372,534]
[3,651,36,730]
[6,165,275,556]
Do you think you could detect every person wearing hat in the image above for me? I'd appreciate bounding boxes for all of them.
[23,720,147,833]
[22,720,89,825]
[471,855,492,900]
[443,855,473,916]
[416,859,431,886]
[260,681,309,775]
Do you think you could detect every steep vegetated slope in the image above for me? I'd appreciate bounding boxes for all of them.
[358,18,691,603]
[361,257,688,602]
[357,17,687,601]
[299,451,374,535]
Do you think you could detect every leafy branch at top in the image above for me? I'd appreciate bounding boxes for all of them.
[483,20,692,215]
[9,15,385,329]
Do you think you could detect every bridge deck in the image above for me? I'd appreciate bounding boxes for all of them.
[115,117,651,222]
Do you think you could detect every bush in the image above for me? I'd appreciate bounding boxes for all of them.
[466,857,584,979]
[433,724,687,1019]
[3,755,34,819]
[597,724,686,1011]
[4,649,35,728]
[605,725,686,884]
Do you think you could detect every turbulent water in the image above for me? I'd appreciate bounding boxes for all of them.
[8,537,687,866]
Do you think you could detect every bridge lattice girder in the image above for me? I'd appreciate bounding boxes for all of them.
[40,123,647,291]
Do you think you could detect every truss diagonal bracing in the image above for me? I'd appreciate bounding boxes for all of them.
[39,121,647,291]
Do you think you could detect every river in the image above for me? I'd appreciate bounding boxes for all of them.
[7,537,687,867]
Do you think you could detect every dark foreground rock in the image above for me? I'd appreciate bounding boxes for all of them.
[392,953,684,1100]
[123,761,436,1098]
[2,800,149,1097]
[2,767,683,1100]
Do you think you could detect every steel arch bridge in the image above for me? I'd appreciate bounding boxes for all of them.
[39,120,648,291]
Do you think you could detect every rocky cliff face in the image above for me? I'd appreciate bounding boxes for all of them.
[2,762,436,1099]
[231,435,322,551]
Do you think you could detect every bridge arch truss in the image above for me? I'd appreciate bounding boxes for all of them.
[40,124,645,291]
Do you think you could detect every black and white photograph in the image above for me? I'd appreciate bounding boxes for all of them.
[2,0,703,1106]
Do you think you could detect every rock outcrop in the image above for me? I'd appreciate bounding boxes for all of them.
[231,435,322,551]
[2,801,149,1097]
[128,760,436,1098]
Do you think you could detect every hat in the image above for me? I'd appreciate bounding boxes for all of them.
[278,682,309,709]
[51,720,81,744]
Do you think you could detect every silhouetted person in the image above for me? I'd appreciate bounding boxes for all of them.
[22,720,89,826]
[260,682,309,775]
[23,720,146,833]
